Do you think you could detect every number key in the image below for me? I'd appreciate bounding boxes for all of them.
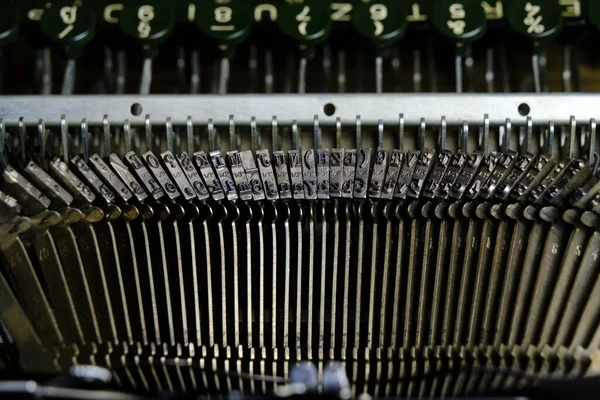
[278,0,331,44]
[432,0,486,42]
[352,0,409,46]
[195,0,252,46]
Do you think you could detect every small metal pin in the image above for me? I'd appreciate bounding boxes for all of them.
[418,118,426,151]
[338,51,346,93]
[486,48,495,93]
[265,50,274,94]
[61,59,76,95]
[18,117,26,163]
[336,118,342,149]
[547,121,555,156]
[459,121,468,152]
[356,116,362,148]
[103,115,111,157]
[218,58,230,95]
[378,120,384,149]
[398,114,405,151]
[251,117,260,155]
[439,116,447,151]
[116,50,126,94]
[61,115,68,163]
[292,120,299,151]
[525,116,533,153]
[499,125,506,154]
[589,119,596,162]
[190,50,200,94]
[298,58,307,94]
[229,115,236,151]
[482,114,490,154]
[139,58,153,95]
[208,119,216,152]
[567,115,576,159]
[37,119,47,169]
[314,115,321,150]
[0,118,4,167]
[413,49,422,93]
[503,118,512,153]
[455,54,463,93]
[187,116,194,155]
[166,117,174,153]
[81,119,89,163]
[375,56,383,94]
[272,116,279,153]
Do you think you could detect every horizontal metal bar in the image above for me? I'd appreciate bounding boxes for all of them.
[0,94,599,126]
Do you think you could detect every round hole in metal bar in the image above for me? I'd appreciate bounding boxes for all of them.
[324,103,336,116]
[518,103,530,116]
[131,103,143,116]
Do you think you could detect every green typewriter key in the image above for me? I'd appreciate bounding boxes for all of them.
[406,0,433,25]
[195,0,252,93]
[119,0,174,94]
[352,0,409,93]
[507,0,563,92]
[195,0,252,50]
[40,1,95,58]
[432,0,487,92]
[278,0,332,93]
[352,0,409,47]
[41,1,96,95]
[278,0,331,53]
[119,0,174,55]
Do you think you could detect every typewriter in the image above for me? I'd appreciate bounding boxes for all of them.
[1,0,600,399]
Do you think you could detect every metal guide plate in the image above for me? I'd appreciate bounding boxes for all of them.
[0,94,599,125]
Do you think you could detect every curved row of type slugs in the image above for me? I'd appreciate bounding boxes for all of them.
[2,137,600,394]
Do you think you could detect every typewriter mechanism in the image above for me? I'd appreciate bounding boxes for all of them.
[2,1,600,399]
